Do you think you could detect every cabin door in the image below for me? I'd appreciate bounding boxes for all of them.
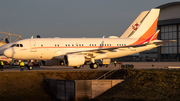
[30,40,37,52]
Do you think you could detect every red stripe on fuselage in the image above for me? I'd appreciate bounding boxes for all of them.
[19,46,122,51]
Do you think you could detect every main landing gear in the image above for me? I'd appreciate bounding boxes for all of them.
[73,65,81,69]
[73,63,98,69]
[90,63,98,69]
[60,61,65,66]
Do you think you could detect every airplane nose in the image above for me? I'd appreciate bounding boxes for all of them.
[4,48,13,58]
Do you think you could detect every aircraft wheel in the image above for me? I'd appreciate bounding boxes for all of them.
[90,63,98,69]
[60,61,64,66]
[99,64,103,67]
[73,65,81,69]
[28,66,33,70]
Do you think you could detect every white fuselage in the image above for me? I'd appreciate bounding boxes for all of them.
[4,38,158,61]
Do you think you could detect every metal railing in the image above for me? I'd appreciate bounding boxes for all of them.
[96,66,120,80]
[0,31,22,43]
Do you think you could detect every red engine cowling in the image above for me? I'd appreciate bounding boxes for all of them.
[64,54,85,66]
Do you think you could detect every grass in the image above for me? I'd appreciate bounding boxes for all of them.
[0,69,180,101]
[0,71,106,100]
[94,69,180,101]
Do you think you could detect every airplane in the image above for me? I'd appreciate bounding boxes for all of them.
[3,8,176,69]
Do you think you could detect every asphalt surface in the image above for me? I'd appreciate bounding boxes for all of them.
[1,62,180,72]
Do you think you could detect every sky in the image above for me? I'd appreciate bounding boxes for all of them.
[0,0,178,40]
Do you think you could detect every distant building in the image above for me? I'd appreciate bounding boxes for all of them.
[157,2,180,61]
[121,2,180,62]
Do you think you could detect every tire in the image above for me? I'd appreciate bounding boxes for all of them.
[99,64,103,67]
[73,65,81,69]
[90,63,98,69]
[28,66,33,70]
[60,61,64,66]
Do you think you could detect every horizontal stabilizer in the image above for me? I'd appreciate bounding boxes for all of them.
[153,40,176,45]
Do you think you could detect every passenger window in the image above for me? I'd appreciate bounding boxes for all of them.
[72,44,74,46]
[89,44,91,46]
[95,44,96,46]
[41,44,43,47]
[79,44,81,46]
[20,44,23,47]
[82,44,83,46]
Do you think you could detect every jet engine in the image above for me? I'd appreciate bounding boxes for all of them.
[64,54,85,66]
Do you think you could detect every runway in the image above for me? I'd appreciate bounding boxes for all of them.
[1,62,180,72]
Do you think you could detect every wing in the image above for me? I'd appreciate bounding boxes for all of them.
[53,39,176,60]
[65,44,148,59]
[68,44,147,54]
[66,40,176,59]
[152,40,176,45]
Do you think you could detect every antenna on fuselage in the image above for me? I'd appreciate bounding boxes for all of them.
[37,35,41,38]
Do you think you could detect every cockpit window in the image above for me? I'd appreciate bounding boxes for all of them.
[20,44,23,47]
[11,44,16,47]
[10,44,23,47]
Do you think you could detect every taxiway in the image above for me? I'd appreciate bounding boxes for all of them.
[1,62,180,72]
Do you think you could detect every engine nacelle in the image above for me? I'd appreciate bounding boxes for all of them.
[64,54,85,66]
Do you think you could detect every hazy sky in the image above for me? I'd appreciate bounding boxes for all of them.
[0,0,178,40]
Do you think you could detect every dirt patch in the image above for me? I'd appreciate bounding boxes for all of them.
[94,69,180,101]
[0,69,180,101]
[0,71,106,100]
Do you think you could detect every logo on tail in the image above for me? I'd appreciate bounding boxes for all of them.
[132,23,139,31]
